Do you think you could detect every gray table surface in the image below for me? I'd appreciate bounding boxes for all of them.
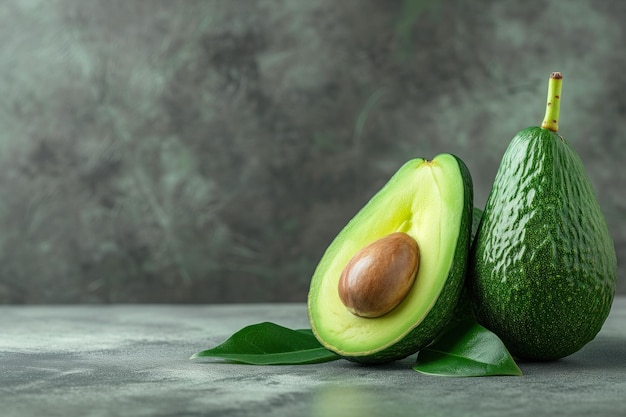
[2,298,626,417]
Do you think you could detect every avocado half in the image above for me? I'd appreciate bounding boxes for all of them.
[307,153,473,363]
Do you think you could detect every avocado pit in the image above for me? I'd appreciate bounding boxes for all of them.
[337,232,420,318]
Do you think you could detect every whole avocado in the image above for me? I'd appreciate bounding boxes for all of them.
[469,73,617,361]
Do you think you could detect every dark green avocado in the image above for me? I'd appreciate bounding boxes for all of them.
[469,73,617,360]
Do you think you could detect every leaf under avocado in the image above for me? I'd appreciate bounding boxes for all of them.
[413,320,522,377]
[190,322,341,365]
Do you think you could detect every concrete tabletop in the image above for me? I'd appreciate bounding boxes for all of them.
[2,298,626,417]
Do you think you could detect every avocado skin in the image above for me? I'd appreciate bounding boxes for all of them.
[469,127,617,361]
[449,207,484,326]
[352,155,474,364]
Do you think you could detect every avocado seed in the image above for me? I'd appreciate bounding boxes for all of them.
[338,232,420,318]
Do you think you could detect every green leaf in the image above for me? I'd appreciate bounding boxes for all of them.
[190,322,341,365]
[413,320,522,377]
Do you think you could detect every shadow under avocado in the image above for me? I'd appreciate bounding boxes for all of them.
[516,334,626,373]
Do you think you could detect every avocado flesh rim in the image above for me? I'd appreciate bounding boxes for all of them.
[308,154,463,356]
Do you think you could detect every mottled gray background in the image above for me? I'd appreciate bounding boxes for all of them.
[1,0,624,304]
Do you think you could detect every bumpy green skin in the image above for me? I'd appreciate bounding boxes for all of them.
[469,127,617,361]
[352,155,474,364]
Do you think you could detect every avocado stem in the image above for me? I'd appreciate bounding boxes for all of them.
[540,72,563,132]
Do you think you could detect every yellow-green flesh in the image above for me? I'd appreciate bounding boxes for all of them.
[308,154,464,356]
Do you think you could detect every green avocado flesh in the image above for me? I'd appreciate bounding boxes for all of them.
[469,127,617,361]
[308,153,473,363]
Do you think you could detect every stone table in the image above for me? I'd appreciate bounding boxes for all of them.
[2,298,626,417]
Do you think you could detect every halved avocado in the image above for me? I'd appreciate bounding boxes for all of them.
[307,153,473,363]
